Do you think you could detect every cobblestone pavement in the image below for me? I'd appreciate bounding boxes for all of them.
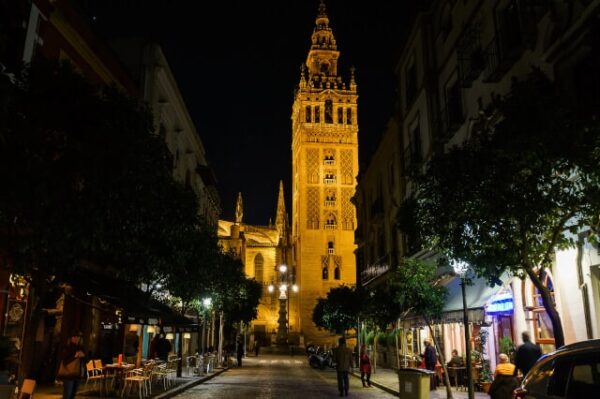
[173,355,396,399]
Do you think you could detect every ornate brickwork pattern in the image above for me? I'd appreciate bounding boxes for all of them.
[307,187,320,229]
[341,188,354,230]
[307,148,319,184]
[333,256,342,269]
[340,150,353,184]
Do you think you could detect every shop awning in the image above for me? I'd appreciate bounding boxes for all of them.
[65,269,197,328]
[401,273,510,327]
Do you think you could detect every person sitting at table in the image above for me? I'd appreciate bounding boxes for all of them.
[489,353,519,399]
[447,349,464,386]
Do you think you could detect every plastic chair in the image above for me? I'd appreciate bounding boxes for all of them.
[85,361,103,389]
[18,379,35,399]
[121,366,152,399]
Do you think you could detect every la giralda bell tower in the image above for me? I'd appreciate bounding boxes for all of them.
[291,0,358,345]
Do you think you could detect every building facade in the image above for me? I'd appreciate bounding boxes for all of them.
[291,1,359,346]
[356,0,600,370]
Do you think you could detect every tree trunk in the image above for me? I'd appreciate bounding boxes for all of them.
[395,319,401,370]
[526,267,565,348]
[425,316,453,399]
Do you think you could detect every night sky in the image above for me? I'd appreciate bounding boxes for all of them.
[83,0,413,224]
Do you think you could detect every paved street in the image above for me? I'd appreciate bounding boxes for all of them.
[174,355,396,399]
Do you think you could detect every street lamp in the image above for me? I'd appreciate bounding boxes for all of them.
[452,260,474,399]
[201,297,212,355]
[272,264,297,345]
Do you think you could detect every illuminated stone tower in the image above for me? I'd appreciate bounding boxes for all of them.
[292,0,358,345]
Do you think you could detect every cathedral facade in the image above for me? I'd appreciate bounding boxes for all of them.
[291,1,359,346]
[218,184,297,346]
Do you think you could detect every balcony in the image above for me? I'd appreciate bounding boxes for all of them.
[324,159,335,166]
[324,200,336,207]
[324,176,337,184]
[360,254,391,286]
[324,222,337,230]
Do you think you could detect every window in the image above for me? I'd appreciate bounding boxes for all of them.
[254,253,264,283]
[314,106,320,123]
[324,150,335,165]
[325,190,336,206]
[568,356,600,397]
[411,123,422,164]
[325,100,333,123]
[346,108,352,125]
[306,106,312,122]
[324,173,336,184]
[325,214,337,230]
[337,107,344,123]
[322,267,328,280]
[406,63,417,106]
[334,267,340,280]
[328,241,335,255]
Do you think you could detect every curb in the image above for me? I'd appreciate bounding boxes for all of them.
[153,368,230,399]
[350,371,398,397]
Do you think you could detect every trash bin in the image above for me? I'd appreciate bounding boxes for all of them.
[397,368,435,399]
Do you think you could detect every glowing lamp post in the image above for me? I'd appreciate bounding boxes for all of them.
[452,260,474,399]
[271,264,297,345]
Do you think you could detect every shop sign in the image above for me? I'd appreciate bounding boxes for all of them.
[486,290,513,314]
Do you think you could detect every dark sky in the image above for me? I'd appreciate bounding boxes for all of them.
[82,0,413,224]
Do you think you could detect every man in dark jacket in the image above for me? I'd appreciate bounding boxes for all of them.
[333,337,354,397]
[514,332,542,377]
[422,338,437,390]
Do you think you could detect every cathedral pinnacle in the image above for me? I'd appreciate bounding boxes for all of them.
[275,180,288,237]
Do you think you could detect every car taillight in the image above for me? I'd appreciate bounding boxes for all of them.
[513,388,527,398]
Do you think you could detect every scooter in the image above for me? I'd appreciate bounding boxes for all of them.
[308,347,336,369]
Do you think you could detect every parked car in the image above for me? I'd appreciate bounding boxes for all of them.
[513,339,600,398]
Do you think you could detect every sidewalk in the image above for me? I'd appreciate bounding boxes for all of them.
[34,367,229,399]
[350,367,489,398]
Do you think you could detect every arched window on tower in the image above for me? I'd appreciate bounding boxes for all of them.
[322,267,328,280]
[314,106,321,123]
[346,108,352,125]
[338,107,344,124]
[325,100,333,124]
[334,267,340,280]
[306,106,312,123]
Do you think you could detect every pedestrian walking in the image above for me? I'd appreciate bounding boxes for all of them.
[56,330,85,399]
[359,344,372,388]
[333,337,354,397]
[421,338,437,390]
[490,353,519,399]
[155,333,172,361]
[514,332,542,377]
[254,340,260,357]
[237,339,244,367]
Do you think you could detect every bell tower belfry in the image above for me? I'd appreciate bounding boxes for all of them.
[291,0,358,345]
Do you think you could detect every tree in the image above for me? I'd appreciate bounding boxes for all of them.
[390,258,453,399]
[401,72,600,349]
[0,61,215,378]
[312,285,361,336]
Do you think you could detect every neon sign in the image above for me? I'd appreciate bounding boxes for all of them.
[486,291,514,314]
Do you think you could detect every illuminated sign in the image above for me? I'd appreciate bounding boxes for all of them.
[486,291,514,314]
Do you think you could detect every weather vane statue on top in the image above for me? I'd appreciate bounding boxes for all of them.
[235,192,243,224]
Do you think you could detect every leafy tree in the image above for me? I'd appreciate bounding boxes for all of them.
[312,285,361,335]
[390,258,453,398]
[0,61,215,378]
[401,72,600,348]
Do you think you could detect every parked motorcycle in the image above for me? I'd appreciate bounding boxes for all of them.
[308,347,336,369]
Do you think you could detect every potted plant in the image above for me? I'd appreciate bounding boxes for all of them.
[499,336,516,362]
[479,359,493,393]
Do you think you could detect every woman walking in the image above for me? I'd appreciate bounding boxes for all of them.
[359,344,372,388]
[57,331,85,399]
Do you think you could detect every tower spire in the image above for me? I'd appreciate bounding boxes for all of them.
[275,180,287,235]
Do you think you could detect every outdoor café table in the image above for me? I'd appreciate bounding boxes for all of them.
[101,363,135,396]
[447,366,466,390]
